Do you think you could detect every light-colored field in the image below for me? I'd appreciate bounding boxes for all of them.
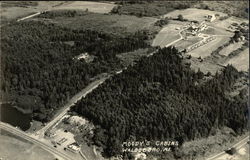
[201,26,233,36]
[152,23,183,47]
[36,13,158,37]
[219,42,244,56]
[188,36,231,58]
[53,1,116,13]
[81,144,105,160]
[0,1,62,22]
[224,48,249,72]
[164,8,227,23]
[174,37,203,50]
[0,133,55,160]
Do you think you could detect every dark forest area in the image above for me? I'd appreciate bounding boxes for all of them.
[72,47,248,157]
[1,21,150,122]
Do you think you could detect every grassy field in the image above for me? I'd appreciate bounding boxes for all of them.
[224,48,249,72]
[219,42,244,56]
[201,26,233,36]
[174,37,203,50]
[111,1,196,17]
[0,130,55,160]
[0,1,63,24]
[152,22,184,47]
[52,1,116,13]
[188,36,231,58]
[32,12,159,37]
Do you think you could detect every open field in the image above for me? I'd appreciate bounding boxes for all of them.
[201,26,232,36]
[188,58,223,75]
[0,130,55,160]
[32,12,159,37]
[187,36,231,58]
[80,144,105,160]
[0,1,62,23]
[224,48,249,72]
[164,8,227,23]
[152,22,183,47]
[174,37,203,50]
[52,1,116,13]
[219,42,244,56]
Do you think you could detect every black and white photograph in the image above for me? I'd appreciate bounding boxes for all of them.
[0,1,249,160]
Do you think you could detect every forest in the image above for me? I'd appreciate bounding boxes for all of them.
[1,21,150,122]
[72,47,248,158]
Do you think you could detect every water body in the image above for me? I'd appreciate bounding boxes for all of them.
[0,104,31,131]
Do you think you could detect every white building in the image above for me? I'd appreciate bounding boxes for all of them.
[206,14,216,22]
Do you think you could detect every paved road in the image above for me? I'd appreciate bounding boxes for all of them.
[206,136,249,160]
[17,12,43,22]
[36,76,109,137]
[0,122,73,160]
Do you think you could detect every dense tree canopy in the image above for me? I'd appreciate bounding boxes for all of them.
[1,21,149,122]
[73,47,248,157]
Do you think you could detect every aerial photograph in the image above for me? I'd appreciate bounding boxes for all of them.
[0,0,249,160]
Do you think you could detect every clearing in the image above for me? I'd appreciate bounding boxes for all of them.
[224,48,249,72]
[219,42,244,56]
[152,22,185,47]
[174,37,203,50]
[32,12,159,37]
[0,1,63,23]
[187,36,231,58]
[51,1,116,13]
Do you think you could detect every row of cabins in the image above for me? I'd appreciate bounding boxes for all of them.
[186,36,216,52]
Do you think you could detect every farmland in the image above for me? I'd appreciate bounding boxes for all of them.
[51,1,116,13]
[0,1,62,24]
[219,42,244,56]
[224,48,249,72]
[32,11,159,38]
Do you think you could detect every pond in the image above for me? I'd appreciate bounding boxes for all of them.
[1,104,31,131]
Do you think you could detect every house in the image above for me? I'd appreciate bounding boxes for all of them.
[206,14,216,22]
